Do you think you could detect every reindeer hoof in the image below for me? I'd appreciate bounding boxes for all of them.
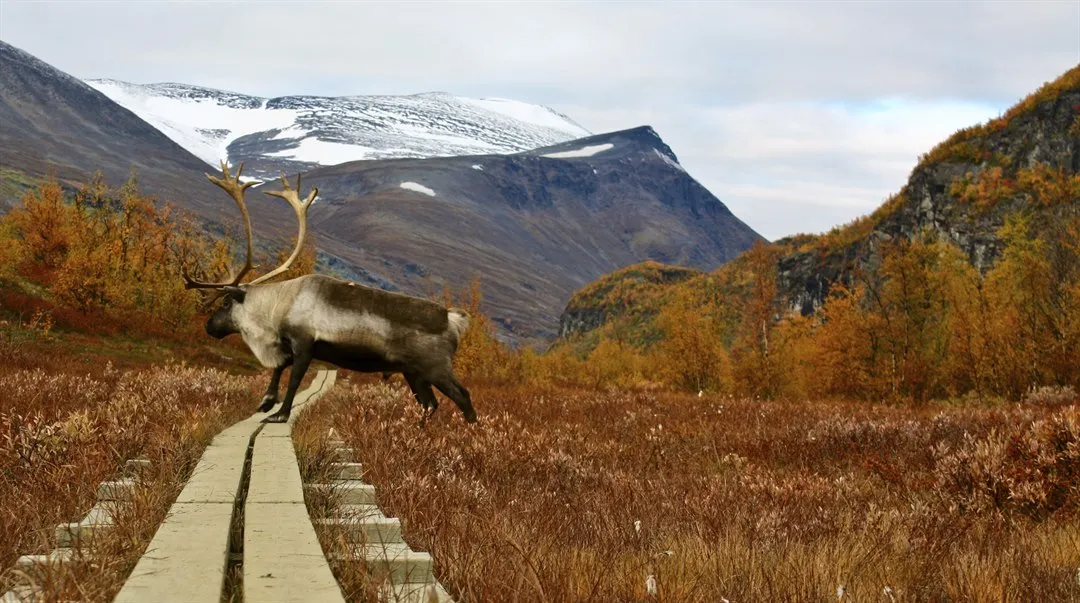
[463,410,478,424]
[257,396,277,412]
[262,412,289,424]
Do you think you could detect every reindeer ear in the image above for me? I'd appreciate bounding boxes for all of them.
[223,286,246,304]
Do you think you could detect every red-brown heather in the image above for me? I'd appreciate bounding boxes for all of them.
[295,378,1080,602]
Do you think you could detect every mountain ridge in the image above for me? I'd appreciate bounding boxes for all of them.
[0,39,235,220]
[275,123,764,339]
[85,78,593,179]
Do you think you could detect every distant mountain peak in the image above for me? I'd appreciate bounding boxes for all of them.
[83,78,593,178]
[520,124,682,167]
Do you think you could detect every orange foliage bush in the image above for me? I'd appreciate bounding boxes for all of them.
[1017,164,1080,207]
[934,406,1080,519]
[949,166,1018,211]
[1,175,212,336]
[0,172,315,339]
[441,276,522,384]
[650,291,729,392]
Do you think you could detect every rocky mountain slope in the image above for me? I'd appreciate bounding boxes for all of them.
[0,41,763,341]
[274,125,764,339]
[0,40,227,214]
[560,65,1080,342]
[774,65,1080,316]
[85,79,592,179]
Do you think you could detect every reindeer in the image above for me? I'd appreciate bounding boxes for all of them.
[183,162,478,425]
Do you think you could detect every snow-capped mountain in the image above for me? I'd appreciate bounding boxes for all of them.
[1,39,763,341]
[85,79,592,178]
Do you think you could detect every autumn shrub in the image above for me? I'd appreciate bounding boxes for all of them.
[650,292,730,393]
[523,344,589,389]
[581,338,644,389]
[1023,385,1079,408]
[0,173,263,340]
[1017,164,1080,207]
[948,166,1019,212]
[934,406,1080,519]
[947,163,1080,212]
[799,285,874,398]
[440,277,523,384]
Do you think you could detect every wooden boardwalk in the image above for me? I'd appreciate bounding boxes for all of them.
[6,369,453,602]
[114,370,342,603]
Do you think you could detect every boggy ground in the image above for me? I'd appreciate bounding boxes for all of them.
[296,377,1080,603]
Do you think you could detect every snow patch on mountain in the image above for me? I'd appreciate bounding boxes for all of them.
[653,148,686,172]
[458,97,585,134]
[542,143,614,159]
[400,182,436,197]
[266,138,376,165]
[86,79,297,165]
[84,79,592,174]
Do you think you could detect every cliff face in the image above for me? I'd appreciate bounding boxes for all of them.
[777,67,1080,316]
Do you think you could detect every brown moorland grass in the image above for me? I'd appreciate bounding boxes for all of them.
[0,315,269,600]
[295,378,1080,602]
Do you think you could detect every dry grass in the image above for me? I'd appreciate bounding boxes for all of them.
[0,316,262,600]
[295,377,1080,602]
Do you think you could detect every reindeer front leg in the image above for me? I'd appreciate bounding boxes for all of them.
[263,337,313,424]
[258,360,292,413]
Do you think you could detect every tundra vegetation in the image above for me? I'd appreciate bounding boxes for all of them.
[0,67,1078,599]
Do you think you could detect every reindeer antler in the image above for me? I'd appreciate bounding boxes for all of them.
[246,172,317,286]
[182,160,257,290]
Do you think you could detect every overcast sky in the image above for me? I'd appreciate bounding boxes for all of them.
[2,1,1077,240]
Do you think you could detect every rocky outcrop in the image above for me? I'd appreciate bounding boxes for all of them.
[776,69,1080,314]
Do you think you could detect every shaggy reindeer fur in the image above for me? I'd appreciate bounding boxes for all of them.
[206,273,476,424]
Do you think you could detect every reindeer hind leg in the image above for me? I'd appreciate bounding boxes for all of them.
[431,372,477,424]
[404,372,439,427]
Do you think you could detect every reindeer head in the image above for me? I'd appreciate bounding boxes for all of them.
[182,161,317,338]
